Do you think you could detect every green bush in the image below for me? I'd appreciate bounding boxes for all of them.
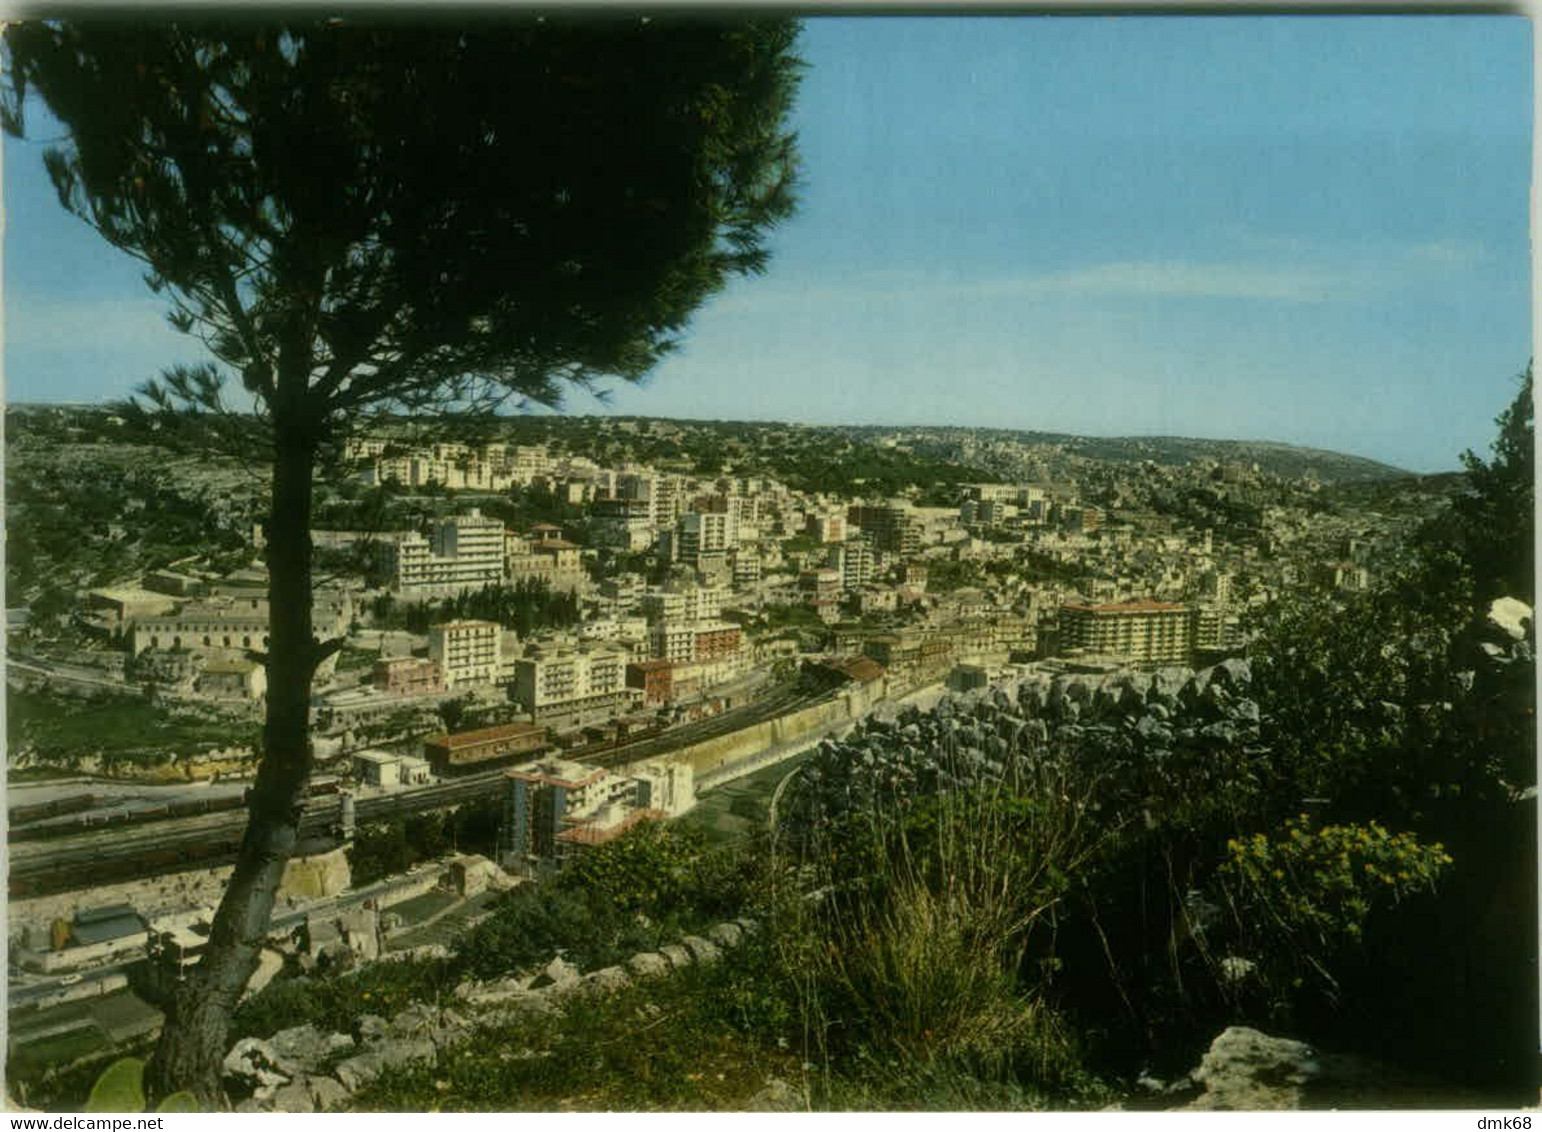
[1212,817,1452,1011]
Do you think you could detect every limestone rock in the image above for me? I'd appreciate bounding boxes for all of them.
[577,966,632,997]
[659,943,693,970]
[1177,1026,1479,1110]
[1489,597,1533,641]
[355,1014,389,1045]
[1184,1027,1320,1110]
[707,921,744,949]
[267,1079,317,1114]
[746,1077,805,1112]
[307,1076,350,1112]
[332,1052,385,1092]
[529,955,581,989]
[222,1037,291,1092]
[627,951,670,978]
[681,935,722,965]
[267,1023,355,1075]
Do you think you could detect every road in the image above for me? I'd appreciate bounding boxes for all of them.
[7,655,131,693]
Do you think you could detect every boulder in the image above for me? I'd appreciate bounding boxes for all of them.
[707,921,744,949]
[577,966,632,997]
[1183,1027,1320,1110]
[1212,657,1252,688]
[266,1079,316,1114]
[1177,1026,1476,1110]
[1488,597,1533,641]
[529,956,581,990]
[266,1024,354,1075]
[222,1037,291,1092]
[745,1076,805,1112]
[331,1051,386,1092]
[355,1014,389,1045]
[659,943,693,970]
[681,935,723,965]
[307,1076,350,1112]
[626,952,671,979]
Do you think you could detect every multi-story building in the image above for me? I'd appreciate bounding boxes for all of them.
[1059,600,1192,666]
[677,511,736,571]
[848,503,921,558]
[798,569,842,623]
[512,645,631,726]
[373,656,446,698]
[640,582,727,626]
[501,756,689,873]
[505,526,586,595]
[648,622,698,664]
[807,511,847,544]
[128,587,352,661]
[692,620,743,664]
[428,620,502,688]
[827,539,876,592]
[731,551,763,588]
[378,510,504,594]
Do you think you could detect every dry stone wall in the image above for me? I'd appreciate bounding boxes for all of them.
[226,917,761,1112]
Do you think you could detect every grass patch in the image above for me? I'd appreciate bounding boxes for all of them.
[8,687,253,767]
[231,957,462,1043]
[351,941,806,1112]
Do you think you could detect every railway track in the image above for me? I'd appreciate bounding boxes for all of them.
[8,684,830,899]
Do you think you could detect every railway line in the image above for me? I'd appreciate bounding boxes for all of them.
[8,683,833,899]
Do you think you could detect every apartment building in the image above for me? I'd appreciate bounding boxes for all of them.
[378,510,504,594]
[827,539,876,592]
[428,620,502,688]
[505,527,586,595]
[373,656,446,698]
[848,503,921,557]
[640,582,727,625]
[512,645,631,725]
[677,511,737,570]
[1059,600,1192,666]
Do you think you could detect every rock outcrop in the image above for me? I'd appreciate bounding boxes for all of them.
[1143,1026,1487,1111]
[226,917,761,1112]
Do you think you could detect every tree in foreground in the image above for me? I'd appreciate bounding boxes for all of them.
[3,16,800,1104]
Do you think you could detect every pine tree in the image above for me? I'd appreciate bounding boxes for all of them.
[4,16,800,1103]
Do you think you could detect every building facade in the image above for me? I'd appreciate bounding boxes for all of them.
[1059,600,1193,665]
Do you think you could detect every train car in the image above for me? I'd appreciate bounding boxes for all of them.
[9,793,96,826]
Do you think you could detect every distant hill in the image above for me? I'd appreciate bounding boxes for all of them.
[834,423,1411,484]
[1031,433,1409,483]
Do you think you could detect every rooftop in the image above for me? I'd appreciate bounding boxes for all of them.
[1063,600,1187,614]
[428,721,545,750]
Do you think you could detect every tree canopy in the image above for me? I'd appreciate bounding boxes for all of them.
[4,16,802,1104]
[4,17,800,427]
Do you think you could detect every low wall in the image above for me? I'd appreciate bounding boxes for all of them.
[625,679,886,789]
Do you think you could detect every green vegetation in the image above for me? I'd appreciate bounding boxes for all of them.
[6,436,252,611]
[8,687,255,768]
[348,799,501,886]
[369,580,579,637]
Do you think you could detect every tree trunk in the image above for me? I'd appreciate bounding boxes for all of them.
[146,424,319,1108]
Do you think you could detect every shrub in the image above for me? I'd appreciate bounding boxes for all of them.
[1211,816,1452,1012]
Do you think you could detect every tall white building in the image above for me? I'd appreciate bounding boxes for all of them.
[378,509,504,594]
[512,645,631,723]
[429,620,502,688]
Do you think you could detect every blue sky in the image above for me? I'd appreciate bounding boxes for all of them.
[4,15,1532,473]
